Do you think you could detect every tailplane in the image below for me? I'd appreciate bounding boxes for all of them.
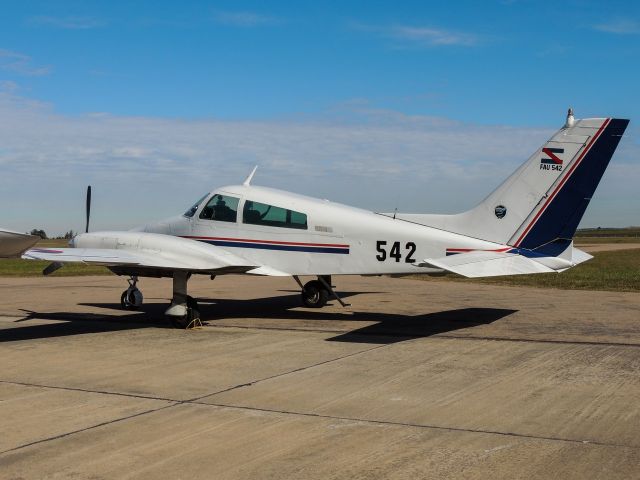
[398,111,629,254]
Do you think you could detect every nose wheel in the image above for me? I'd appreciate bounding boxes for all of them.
[120,276,143,310]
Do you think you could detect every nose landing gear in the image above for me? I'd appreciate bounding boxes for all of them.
[120,276,143,310]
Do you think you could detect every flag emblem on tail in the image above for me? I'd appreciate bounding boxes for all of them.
[540,147,564,171]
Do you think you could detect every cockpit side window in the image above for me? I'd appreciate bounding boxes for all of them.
[243,200,307,230]
[199,194,240,223]
[183,194,209,218]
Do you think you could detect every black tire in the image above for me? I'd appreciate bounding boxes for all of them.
[120,289,140,310]
[301,280,329,308]
[171,296,201,329]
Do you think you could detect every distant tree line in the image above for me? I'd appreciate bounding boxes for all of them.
[28,229,76,240]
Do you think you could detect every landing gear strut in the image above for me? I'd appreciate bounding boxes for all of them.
[295,275,350,308]
[120,276,143,310]
[165,271,201,329]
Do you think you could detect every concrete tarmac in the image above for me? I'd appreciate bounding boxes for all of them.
[1,274,639,479]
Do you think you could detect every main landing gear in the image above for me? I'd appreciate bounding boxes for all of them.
[164,271,201,329]
[120,276,143,310]
[294,275,350,309]
[119,272,201,329]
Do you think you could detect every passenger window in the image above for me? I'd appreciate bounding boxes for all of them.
[243,200,307,230]
[199,194,240,223]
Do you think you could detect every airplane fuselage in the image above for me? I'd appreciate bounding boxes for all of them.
[74,184,504,277]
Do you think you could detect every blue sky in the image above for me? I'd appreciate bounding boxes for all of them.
[1,0,639,234]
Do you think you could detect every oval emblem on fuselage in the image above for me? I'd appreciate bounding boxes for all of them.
[495,205,507,219]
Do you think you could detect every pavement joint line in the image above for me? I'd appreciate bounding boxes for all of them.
[0,343,392,454]
[3,380,637,455]
[2,375,639,454]
[202,324,640,348]
[0,380,180,403]
[186,342,389,402]
[0,402,179,456]
[194,401,640,451]
[0,341,388,409]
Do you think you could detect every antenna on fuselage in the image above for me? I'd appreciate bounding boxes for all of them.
[243,165,258,186]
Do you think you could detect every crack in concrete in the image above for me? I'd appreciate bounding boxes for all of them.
[0,403,178,455]
[196,401,638,450]
[187,343,388,401]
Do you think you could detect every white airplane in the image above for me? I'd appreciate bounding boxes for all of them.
[18,111,628,328]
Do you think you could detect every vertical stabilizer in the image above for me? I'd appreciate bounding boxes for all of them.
[397,113,629,251]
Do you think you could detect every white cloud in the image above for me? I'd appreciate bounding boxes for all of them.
[354,23,482,48]
[0,92,636,235]
[0,80,19,92]
[28,15,106,29]
[212,10,282,27]
[388,25,480,47]
[593,19,640,35]
[0,49,51,76]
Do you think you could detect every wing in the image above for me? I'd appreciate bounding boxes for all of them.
[0,229,40,258]
[23,240,258,274]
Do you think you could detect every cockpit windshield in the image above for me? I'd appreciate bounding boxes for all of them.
[183,193,209,218]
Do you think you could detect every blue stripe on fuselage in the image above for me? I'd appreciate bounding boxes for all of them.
[196,239,350,254]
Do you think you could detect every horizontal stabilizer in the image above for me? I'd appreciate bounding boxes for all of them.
[570,247,593,265]
[424,251,558,278]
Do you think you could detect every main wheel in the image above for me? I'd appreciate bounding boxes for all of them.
[170,296,201,329]
[301,280,329,308]
[120,288,143,310]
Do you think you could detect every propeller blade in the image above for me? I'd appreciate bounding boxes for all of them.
[85,185,92,233]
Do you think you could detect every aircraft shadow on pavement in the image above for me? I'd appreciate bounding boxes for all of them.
[325,307,517,344]
[1,309,171,342]
[3,292,516,344]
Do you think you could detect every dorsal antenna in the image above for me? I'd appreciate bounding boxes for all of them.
[243,165,258,186]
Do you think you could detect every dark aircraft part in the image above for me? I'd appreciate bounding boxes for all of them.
[85,185,92,233]
[170,296,200,329]
[43,261,64,276]
[301,280,329,308]
[120,275,143,310]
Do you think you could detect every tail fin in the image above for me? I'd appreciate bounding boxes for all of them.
[399,114,629,252]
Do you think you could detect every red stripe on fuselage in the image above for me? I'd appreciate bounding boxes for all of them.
[513,118,610,247]
[446,247,511,253]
